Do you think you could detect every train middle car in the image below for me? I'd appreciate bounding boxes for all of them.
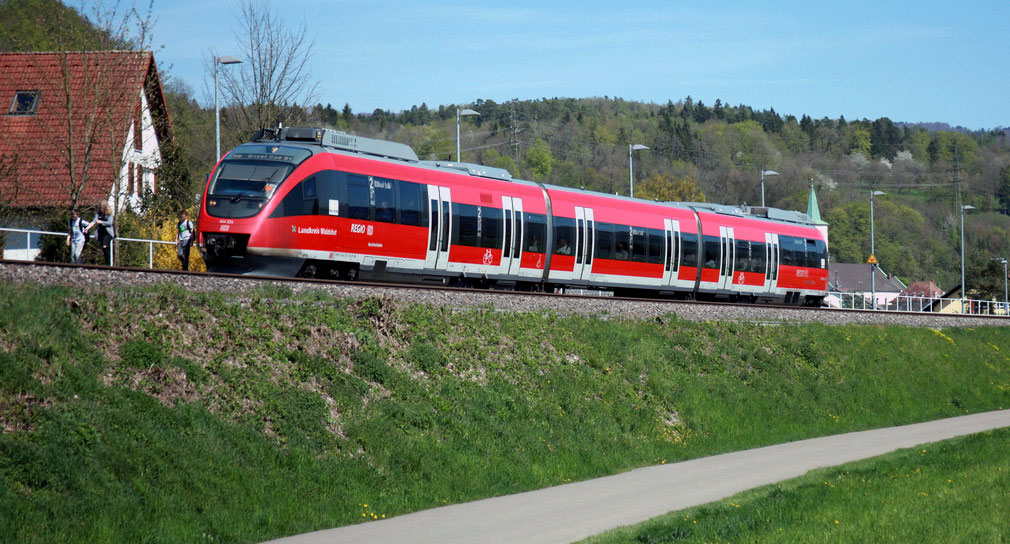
[197,127,829,305]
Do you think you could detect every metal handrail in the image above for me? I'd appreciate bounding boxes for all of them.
[827,291,1010,316]
[1,227,176,269]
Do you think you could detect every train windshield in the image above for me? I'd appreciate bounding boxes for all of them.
[209,161,292,199]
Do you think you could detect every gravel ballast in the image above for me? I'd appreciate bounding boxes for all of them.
[2,260,1007,328]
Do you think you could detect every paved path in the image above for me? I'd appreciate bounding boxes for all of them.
[265,409,1010,544]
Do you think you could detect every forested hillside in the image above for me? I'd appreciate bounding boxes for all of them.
[2,0,1009,295]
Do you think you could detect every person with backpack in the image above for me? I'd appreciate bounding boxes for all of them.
[66,208,90,264]
[89,202,115,266]
[176,209,195,271]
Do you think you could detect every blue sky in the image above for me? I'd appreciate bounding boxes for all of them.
[131,0,1007,129]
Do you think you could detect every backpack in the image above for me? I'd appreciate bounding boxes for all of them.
[70,218,90,242]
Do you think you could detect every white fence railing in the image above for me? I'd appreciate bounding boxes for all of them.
[1,227,174,269]
[827,291,1009,316]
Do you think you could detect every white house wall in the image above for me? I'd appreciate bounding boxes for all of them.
[115,90,163,212]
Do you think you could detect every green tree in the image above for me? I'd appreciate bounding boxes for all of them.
[634,173,706,202]
[523,138,555,180]
[847,126,872,157]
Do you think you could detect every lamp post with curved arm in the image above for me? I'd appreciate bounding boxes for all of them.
[214,55,242,162]
[456,108,479,162]
[629,144,648,198]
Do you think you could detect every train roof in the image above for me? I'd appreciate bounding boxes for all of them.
[247,126,821,227]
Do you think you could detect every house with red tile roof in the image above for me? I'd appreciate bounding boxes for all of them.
[0,50,171,258]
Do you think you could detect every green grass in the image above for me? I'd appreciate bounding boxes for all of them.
[1,283,1009,543]
[580,427,1010,543]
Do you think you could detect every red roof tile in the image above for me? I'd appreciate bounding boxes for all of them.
[0,51,168,209]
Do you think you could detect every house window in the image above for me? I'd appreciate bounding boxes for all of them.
[9,91,41,115]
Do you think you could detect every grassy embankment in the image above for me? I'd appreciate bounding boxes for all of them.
[581,427,1010,543]
[0,282,1008,543]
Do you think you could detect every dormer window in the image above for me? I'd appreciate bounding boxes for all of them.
[9,91,40,115]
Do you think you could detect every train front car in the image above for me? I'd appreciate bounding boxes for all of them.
[197,129,318,275]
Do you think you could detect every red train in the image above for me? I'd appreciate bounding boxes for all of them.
[197,127,829,304]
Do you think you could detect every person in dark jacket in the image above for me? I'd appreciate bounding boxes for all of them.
[88,202,115,265]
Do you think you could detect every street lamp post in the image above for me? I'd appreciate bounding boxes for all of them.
[629,144,648,198]
[760,170,779,208]
[961,204,975,313]
[870,190,885,310]
[214,55,242,161]
[456,108,479,162]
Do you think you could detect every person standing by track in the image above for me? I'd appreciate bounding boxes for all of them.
[66,209,89,264]
[175,209,195,271]
[89,202,115,266]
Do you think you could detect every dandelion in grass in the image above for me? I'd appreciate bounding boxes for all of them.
[929,328,955,345]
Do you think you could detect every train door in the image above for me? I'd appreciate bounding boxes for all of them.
[425,185,452,271]
[501,196,524,276]
[719,226,736,291]
[573,206,594,281]
[764,232,779,292]
[663,219,680,286]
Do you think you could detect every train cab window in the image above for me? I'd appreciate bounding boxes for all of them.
[681,232,698,268]
[347,175,370,220]
[595,222,613,260]
[553,216,575,256]
[524,213,547,253]
[807,239,827,268]
[373,178,396,223]
[398,181,424,226]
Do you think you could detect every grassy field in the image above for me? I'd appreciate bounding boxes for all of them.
[581,427,1010,543]
[1,282,1009,543]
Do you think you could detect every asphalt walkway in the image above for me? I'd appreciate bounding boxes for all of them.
[265,409,1010,544]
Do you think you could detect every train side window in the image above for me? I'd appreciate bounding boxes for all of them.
[749,241,767,273]
[631,228,647,262]
[373,178,396,223]
[703,235,720,269]
[585,220,594,264]
[524,213,546,253]
[681,232,698,268]
[270,176,315,218]
[316,170,341,216]
[347,175,370,220]
[673,231,681,271]
[513,210,523,257]
[647,229,663,265]
[455,203,478,247]
[398,181,423,226]
[735,239,750,272]
[428,194,439,251]
[480,207,502,249]
[553,216,575,256]
[595,222,613,260]
[503,209,513,256]
[575,218,583,263]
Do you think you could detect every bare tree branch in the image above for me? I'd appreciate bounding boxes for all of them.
[218,0,318,141]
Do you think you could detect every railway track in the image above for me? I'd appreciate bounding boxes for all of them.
[1,259,1007,328]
